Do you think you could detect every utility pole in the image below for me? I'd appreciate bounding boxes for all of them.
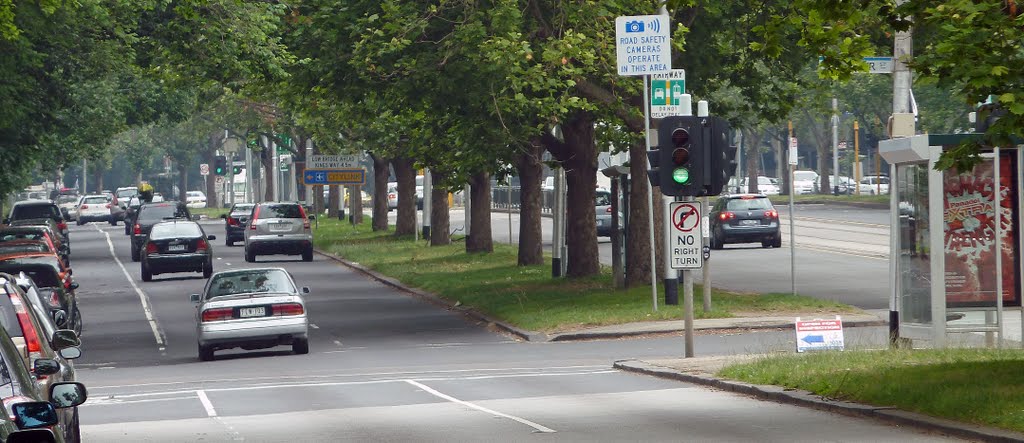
[832,98,840,195]
[890,0,913,347]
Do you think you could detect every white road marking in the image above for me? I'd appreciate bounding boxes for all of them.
[405,379,556,434]
[333,340,342,346]
[309,323,319,329]
[196,390,217,417]
[96,225,166,347]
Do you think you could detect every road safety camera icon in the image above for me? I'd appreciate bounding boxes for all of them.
[624,20,645,33]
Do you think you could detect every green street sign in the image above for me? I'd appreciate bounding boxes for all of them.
[651,79,685,106]
[277,134,292,153]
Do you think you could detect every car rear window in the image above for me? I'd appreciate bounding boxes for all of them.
[139,204,189,221]
[0,232,47,242]
[259,204,303,218]
[84,197,108,205]
[150,222,202,239]
[57,196,78,205]
[0,244,49,254]
[117,188,138,198]
[11,204,60,220]
[231,205,254,215]
[726,197,772,211]
[208,269,295,297]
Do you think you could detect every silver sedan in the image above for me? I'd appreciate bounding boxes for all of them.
[191,268,309,361]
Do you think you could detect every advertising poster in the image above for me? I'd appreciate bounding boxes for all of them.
[943,154,1020,307]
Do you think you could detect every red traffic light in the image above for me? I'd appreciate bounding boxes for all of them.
[671,147,690,165]
[671,128,689,146]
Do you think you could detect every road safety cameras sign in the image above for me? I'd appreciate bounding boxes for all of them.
[615,15,671,76]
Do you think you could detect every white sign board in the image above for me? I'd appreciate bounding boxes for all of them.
[795,316,845,352]
[788,137,799,166]
[864,56,894,74]
[669,202,703,269]
[615,15,671,76]
[199,163,209,176]
[650,69,686,118]
[309,154,361,170]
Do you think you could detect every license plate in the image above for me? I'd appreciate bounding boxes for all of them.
[239,307,266,318]
[270,223,291,232]
[167,244,186,252]
[740,220,758,226]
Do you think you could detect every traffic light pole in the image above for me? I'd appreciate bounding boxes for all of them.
[662,194,678,305]
[681,195,695,358]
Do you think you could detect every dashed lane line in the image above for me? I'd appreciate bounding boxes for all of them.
[95,225,166,348]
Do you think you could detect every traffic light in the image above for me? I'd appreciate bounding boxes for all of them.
[214,155,227,176]
[233,164,243,175]
[656,116,706,197]
[708,116,736,196]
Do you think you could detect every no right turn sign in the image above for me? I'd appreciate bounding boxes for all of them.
[670,201,703,269]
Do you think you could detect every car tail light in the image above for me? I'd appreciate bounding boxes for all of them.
[765,209,779,219]
[196,239,208,252]
[389,193,396,200]
[298,205,310,229]
[605,207,613,213]
[201,307,234,322]
[227,217,239,226]
[81,204,88,209]
[57,221,67,232]
[272,303,304,316]
[9,293,42,360]
[134,223,142,235]
[719,212,735,221]
[106,203,112,209]
[146,243,158,253]
[250,206,261,230]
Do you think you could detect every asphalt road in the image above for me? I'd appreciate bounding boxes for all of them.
[68,218,960,441]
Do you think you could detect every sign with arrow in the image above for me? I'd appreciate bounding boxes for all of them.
[795,316,845,353]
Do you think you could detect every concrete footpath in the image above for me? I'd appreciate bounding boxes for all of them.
[317,248,1024,442]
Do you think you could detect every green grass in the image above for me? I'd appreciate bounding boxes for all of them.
[719,348,1024,433]
[312,217,860,332]
[768,194,889,206]
[192,207,229,219]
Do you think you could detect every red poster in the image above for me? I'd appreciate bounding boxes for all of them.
[943,154,1020,307]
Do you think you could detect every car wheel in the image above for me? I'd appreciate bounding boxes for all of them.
[761,240,772,248]
[203,262,213,279]
[772,234,782,248]
[141,263,152,282]
[245,249,255,263]
[293,337,309,355]
[131,246,140,262]
[225,237,233,247]
[109,218,117,226]
[711,228,724,250]
[302,247,313,262]
[198,343,214,361]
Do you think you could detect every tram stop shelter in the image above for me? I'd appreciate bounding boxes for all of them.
[879,134,1022,347]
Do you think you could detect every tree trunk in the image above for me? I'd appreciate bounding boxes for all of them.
[392,157,417,236]
[513,142,544,266]
[92,169,104,195]
[559,114,600,278]
[774,129,788,195]
[261,147,274,202]
[746,128,761,193]
[349,185,363,225]
[626,141,654,286]
[203,147,218,208]
[369,152,390,231]
[176,163,187,204]
[429,170,450,246]
[466,170,493,253]
[327,186,339,218]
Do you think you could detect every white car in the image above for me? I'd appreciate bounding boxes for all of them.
[792,170,819,195]
[56,195,81,221]
[386,182,398,211]
[75,194,112,225]
[741,176,781,195]
[858,175,890,195]
[186,191,207,208]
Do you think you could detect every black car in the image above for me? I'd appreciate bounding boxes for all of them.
[222,203,254,246]
[4,201,69,245]
[708,194,782,249]
[130,202,194,262]
[141,220,215,282]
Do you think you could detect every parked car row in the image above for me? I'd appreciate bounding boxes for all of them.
[0,200,89,442]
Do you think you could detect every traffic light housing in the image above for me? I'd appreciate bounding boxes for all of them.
[214,155,227,176]
[233,164,243,175]
[656,116,706,196]
[708,117,736,196]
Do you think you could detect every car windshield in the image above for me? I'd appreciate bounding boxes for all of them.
[11,204,60,220]
[726,197,772,211]
[231,204,254,214]
[84,196,107,205]
[117,189,138,198]
[757,177,774,185]
[56,196,78,205]
[595,192,610,206]
[260,204,303,218]
[150,222,202,239]
[139,204,188,221]
[207,269,295,298]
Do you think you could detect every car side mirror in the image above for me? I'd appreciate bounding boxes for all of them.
[190,293,200,303]
[307,215,316,220]
[206,234,217,241]
[32,359,60,377]
[11,402,59,429]
[302,287,310,294]
[58,347,81,360]
[49,382,87,408]
[69,282,79,290]
[50,329,80,350]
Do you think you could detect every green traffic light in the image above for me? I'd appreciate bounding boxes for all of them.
[672,167,690,184]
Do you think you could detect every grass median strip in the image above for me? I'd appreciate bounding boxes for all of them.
[719,348,1024,434]
[312,217,859,333]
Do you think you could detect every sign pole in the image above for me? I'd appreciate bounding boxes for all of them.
[644,74,658,312]
[682,196,694,358]
[788,121,797,297]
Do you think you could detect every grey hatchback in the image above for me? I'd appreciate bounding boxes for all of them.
[708,194,782,249]
[243,202,314,262]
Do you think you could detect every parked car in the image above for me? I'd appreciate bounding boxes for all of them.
[0,263,80,336]
[109,187,138,226]
[222,203,254,247]
[185,191,207,209]
[4,201,68,245]
[708,194,782,249]
[859,175,890,195]
[386,182,398,211]
[595,190,622,238]
[0,316,87,443]
[244,202,314,263]
[740,176,781,195]
[129,202,194,262]
[0,273,83,443]
[140,221,215,282]
[73,195,110,226]
[791,170,819,195]
[191,268,310,361]
[0,226,69,267]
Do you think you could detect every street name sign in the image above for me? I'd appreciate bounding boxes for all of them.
[308,154,361,169]
[795,316,845,352]
[864,56,894,74]
[615,15,671,76]
[669,201,703,269]
[303,169,365,185]
[650,69,686,118]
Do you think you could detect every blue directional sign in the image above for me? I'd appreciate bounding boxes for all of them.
[795,317,845,353]
[303,169,365,185]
